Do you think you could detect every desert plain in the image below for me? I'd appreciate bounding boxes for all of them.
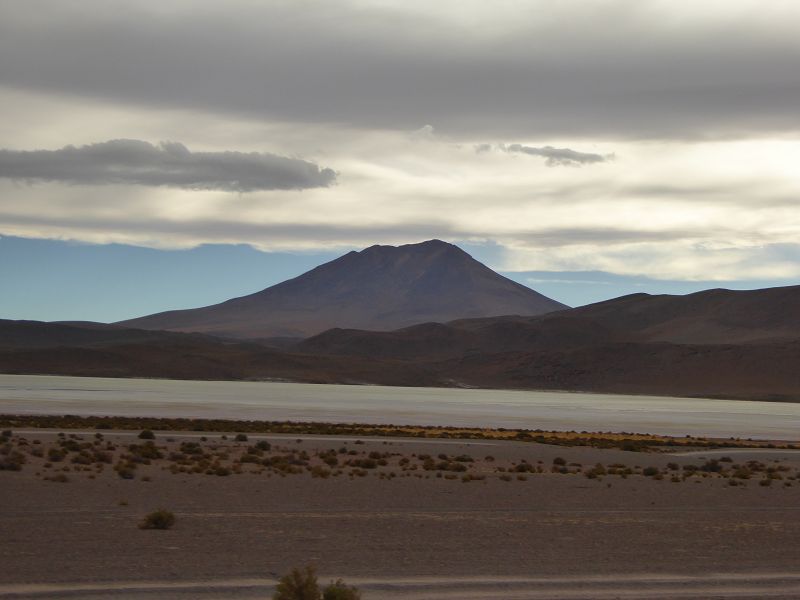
[2,424,800,599]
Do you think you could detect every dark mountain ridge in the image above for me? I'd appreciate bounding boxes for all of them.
[0,319,214,350]
[563,285,800,344]
[4,259,800,402]
[297,284,800,361]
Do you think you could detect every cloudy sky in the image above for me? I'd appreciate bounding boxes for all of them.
[2,0,800,320]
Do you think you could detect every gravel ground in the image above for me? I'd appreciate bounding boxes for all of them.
[2,430,800,599]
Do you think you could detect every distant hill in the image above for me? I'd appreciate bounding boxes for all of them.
[117,239,567,338]
[5,280,800,402]
[0,319,208,350]
[297,314,628,360]
[296,285,800,361]
[564,285,800,344]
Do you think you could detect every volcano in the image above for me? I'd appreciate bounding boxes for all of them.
[117,239,567,338]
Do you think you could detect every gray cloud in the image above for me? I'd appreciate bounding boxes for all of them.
[0,210,730,251]
[500,144,611,166]
[1,2,799,140]
[506,227,709,247]
[0,140,336,192]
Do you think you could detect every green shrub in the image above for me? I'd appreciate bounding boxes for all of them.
[273,566,321,600]
[138,430,155,440]
[322,579,361,600]
[234,433,248,442]
[255,440,272,451]
[642,466,660,477]
[180,441,203,455]
[128,442,163,460]
[139,509,175,530]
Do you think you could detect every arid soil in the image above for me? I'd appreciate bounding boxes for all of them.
[3,429,800,598]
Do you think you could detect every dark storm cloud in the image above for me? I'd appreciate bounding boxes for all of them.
[1,2,799,140]
[501,144,610,166]
[0,140,336,192]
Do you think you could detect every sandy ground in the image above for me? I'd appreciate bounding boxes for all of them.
[3,430,800,599]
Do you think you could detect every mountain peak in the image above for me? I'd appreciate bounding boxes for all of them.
[358,239,462,255]
[119,240,567,338]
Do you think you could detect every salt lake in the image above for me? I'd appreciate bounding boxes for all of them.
[1,374,799,439]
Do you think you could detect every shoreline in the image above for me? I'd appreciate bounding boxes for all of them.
[5,374,800,440]
[2,370,798,404]
[3,414,799,450]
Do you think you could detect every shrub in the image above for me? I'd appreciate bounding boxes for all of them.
[0,453,25,471]
[642,467,660,477]
[179,441,203,455]
[235,433,248,442]
[273,566,321,600]
[128,442,163,460]
[732,468,751,480]
[138,430,155,440]
[255,440,272,451]
[553,457,566,466]
[47,448,66,462]
[311,466,331,478]
[115,462,136,479]
[139,509,176,530]
[322,579,362,600]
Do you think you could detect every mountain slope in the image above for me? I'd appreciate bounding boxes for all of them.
[297,314,631,360]
[564,285,800,344]
[295,284,800,361]
[0,319,211,350]
[6,282,800,400]
[117,240,567,338]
